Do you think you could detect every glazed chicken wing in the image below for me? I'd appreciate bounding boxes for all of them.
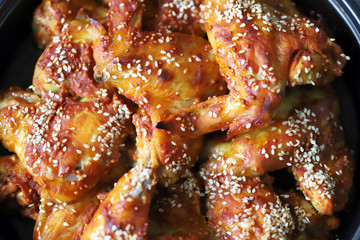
[94,0,225,124]
[158,0,347,139]
[81,114,158,240]
[0,88,133,202]
[91,0,226,184]
[202,87,353,214]
[201,165,342,239]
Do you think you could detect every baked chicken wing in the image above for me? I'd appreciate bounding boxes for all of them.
[0,88,133,202]
[91,0,226,184]
[202,87,353,215]
[0,0,353,239]
[81,151,158,239]
[81,110,158,239]
[158,0,347,139]
[201,165,343,239]
[94,0,225,124]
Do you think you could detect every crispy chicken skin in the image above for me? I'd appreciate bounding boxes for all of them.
[202,87,353,215]
[94,0,226,124]
[0,88,133,202]
[158,0,346,139]
[142,0,205,36]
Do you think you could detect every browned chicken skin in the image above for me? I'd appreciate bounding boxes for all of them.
[142,0,205,36]
[81,163,157,240]
[33,0,109,48]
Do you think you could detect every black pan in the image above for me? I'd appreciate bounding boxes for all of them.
[0,0,359,239]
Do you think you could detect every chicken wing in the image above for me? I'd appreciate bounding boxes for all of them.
[81,152,157,239]
[202,87,353,214]
[80,110,158,239]
[158,0,347,139]
[94,0,225,124]
[91,0,226,184]
[201,166,341,239]
[0,88,133,202]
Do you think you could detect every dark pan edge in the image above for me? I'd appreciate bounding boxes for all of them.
[0,0,21,28]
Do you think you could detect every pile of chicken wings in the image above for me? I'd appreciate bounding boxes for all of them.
[0,0,353,239]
